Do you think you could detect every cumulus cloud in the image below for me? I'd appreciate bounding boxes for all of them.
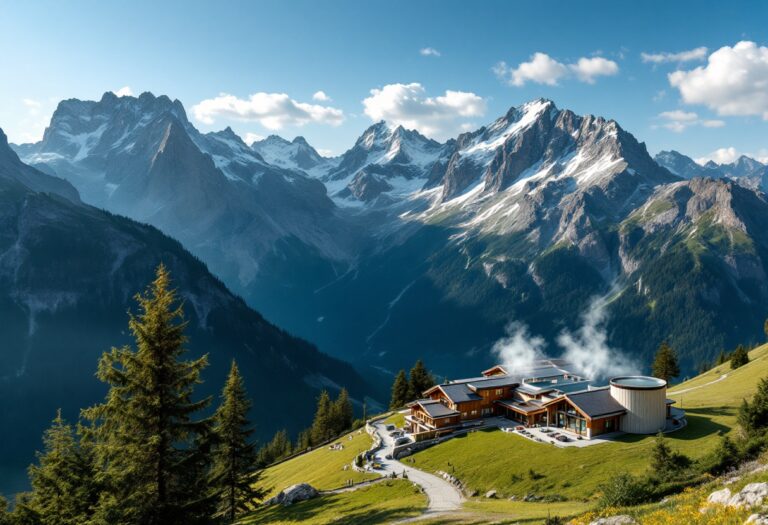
[420,47,441,57]
[312,90,330,102]
[22,98,42,110]
[569,57,620,84]
[495,52,618,86]
[114,86,134,97]
[191,92,344,130]
[362,82,486,139]
[694,147,768,165]
[641,47,708,64]
[669,41,768,120]
[655,110,725,132]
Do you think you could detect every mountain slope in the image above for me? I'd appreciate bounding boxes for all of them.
[14,94,768,381]
[655,149,768,191]
[14,91,357,295]
[0,130,372,496]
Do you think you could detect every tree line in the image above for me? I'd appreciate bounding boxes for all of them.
[389,360,436,409]
[0,265,355,525]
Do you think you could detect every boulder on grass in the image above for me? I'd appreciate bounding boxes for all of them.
[746,514,768,524]
[485,490,497,499]
[265,483,319,506]
[707,488,732,506]
[729,483,768,509]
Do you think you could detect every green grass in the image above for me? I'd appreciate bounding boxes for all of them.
[241,480,427,524]
[255,429,376,498]
[409,344,768,503]
[383,410,406,428]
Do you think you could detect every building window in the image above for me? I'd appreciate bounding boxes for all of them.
[496,389,503,396]
[471,410,477,416]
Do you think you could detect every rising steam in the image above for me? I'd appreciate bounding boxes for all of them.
[492,294,639,380]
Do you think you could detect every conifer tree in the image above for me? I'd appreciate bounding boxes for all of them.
[731,345,750,369]
[22,410,97,525]
[0,497,10,525]
[82,264,211,525]
[332,388,354,435]
[258,429,292,467]
[408,360,435,401]
[651,342,680,383]
[310,391,333,444]
[390,370,410,409]
[210,360,263,523]
[738,377,768,436]
[295,429,312,451]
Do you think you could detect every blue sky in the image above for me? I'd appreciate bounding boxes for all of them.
[1,0,768,162]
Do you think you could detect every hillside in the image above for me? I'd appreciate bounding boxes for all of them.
[0,129,373,497]
[251,345,768,523]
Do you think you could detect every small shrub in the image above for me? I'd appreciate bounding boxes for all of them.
[528,468,544,480]
[731,345,750,369]
[597,472,651,508]
[545,516,565,525]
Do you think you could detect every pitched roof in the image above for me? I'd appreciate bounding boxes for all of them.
[416,400,459,419]
[467,376,520,390]
[565,388,626,419]
[439,383,482,403]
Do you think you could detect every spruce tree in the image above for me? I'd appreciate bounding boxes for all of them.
[210,360,263,523]
[651,342,680,383]
[390,370,410,408]
[408,360,435,401]
[332,388,354,434]
[82,264,211,525]
[310,391,333,444]
[738,377,768,435]
[23,410,97,525]
[258,429,292,467]
[731,345,750,369]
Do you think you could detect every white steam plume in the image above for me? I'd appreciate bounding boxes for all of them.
[491,322,546,375]
[557,295,639,380]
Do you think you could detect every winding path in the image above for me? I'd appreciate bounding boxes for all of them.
[669,373,728,395]
[371,421,464,515]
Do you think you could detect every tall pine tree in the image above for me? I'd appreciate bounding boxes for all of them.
[210,360,263,523]
[651,342,680,383]
[82,264,211,525]
[21,410,98,525]
[390,370,410,408]
[408,360,435,401]
[332,388,354,434]
[310,391,333,444]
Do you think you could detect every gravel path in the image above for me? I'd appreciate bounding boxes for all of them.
[371,422,464,514]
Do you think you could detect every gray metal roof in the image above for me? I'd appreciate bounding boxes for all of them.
[566,388,626,419]
[417,400,459,418]
[439,383,482,403]
[467,376,520,390]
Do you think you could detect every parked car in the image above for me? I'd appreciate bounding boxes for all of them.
[394,437,412,446]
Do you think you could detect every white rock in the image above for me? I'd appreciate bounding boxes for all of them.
[707,487,733,506]
[485,490,497,499]
[746,514,768,524]
[265,483,319,506]
[729,483,768,509]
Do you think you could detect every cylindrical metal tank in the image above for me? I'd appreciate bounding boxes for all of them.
[609,376,667,434]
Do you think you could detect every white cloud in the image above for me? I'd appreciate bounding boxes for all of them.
[191,92,344,130]
[655,110,725,132]
[312,90,330,102]
[22,98,42,111]
[569,57,619,84]
[114,86,134,97]
[243,132,265,145]
[695,147,740,165]
[641,47,708,64]
[497,53,568,87]
[495,52,618,87]
[316,148,334,157]
[420,47,441,57]
[362,82,486,140]
[669,41,768,120]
